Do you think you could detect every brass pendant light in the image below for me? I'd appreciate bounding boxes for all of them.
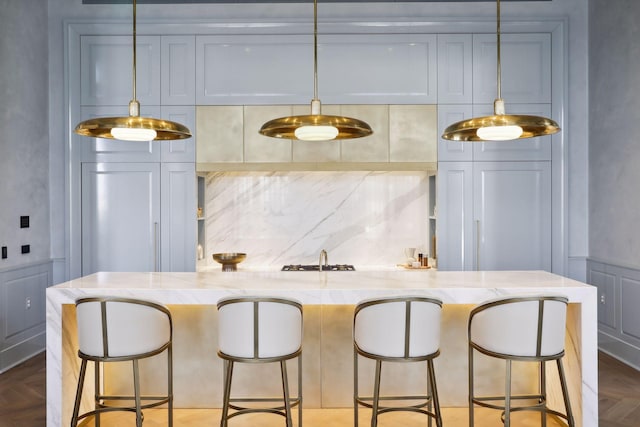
[74,0,191,141]
[441,0,559,141]
[259,0,373,141]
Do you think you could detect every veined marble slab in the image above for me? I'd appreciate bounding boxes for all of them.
[46,270,597,427]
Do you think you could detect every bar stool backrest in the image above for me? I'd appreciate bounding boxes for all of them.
[217,297,303,359]
[76,297,172,359]
[354,297,442,359]
[469,295,568,358]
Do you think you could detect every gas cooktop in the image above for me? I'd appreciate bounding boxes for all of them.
[281,264,356,271]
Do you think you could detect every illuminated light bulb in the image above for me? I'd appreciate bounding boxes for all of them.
[476,125,523,141]
[111,127,157,141]
[294,125,339,141]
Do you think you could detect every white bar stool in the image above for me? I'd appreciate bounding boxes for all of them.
[468,295,575,427]
[71,297,173,427]
[353,296,443,427]
[217,296,303,427]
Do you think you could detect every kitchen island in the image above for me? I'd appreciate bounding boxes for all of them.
[46,270,597,426]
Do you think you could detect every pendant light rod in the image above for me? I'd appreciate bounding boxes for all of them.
[132,0,137,102]
[496,0,502,101]
[313,0,319,101]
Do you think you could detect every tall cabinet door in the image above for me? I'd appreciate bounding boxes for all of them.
[436,162,474,271]
[473,162,551,271]
[81,163,161,275]
[161,163,196,272]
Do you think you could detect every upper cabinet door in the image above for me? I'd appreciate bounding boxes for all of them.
[473,33,551,104]
[161,35,196,105]
[437,34,473,104]
[196,34,437,105]
[437,104,474,161]
[80,35,161,106]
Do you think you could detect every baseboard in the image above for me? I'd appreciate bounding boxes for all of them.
[598,330,640,372]
[0,332,46,374]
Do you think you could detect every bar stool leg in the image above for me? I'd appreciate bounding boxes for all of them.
[71,359,87,427]
[427,359,443,427]
[540,361,547,427]
[281,360,293,427]
[557,359,575,427]
[168,345,173,427]
[95,361,101,427]
[504,359,512,427]
[354,351,359,427]
[220,360,234,427]
[468,347,475,427]
[298,354,303,427]
[133,359,143,427]
[371,360,382,427]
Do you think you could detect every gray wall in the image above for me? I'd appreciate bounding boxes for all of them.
[589,0,640,268]
[0,1,50,270]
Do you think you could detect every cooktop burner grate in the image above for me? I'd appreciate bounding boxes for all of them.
[281,264,356,271]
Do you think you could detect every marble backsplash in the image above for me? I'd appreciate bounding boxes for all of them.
[202,171,430,269]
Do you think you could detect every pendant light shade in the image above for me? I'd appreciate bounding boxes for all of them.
[259,0,373,141]
[441,0,559,142]
[74,0,191,141]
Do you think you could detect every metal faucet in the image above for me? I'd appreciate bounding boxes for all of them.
[319,249,328,271]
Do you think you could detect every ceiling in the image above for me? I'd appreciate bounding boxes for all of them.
[84,0,548,4]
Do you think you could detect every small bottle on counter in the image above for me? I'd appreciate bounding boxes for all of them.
[418,253,423,264]
[422,254,429,267]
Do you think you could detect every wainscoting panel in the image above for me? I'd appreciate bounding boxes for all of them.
[588,259,640,370]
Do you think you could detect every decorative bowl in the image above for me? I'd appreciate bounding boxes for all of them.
[212,253,246,272]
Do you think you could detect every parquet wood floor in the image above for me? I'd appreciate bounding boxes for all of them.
[0,351,638,426]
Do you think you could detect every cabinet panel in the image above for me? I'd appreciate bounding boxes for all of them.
[474,161,551,271]
[161,163,196,272]
[80,35,160,106]
[590,268,617,329]
[473,33,551,104]
[3,271,48,340]
[437,104,474,161]
[436,162,474,271]
[196,34,437,105]
[161,35,196,105]
[81,163,161,275]
[471,103,553,161]
[437,34,473,104]
[78,106,162,162]
[621,276,640,341]
[160,106,196,162]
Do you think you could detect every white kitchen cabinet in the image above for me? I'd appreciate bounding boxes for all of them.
[80,35,161,106]
[81,162,195,275]
[161,163,196,272]
[437,34,473,104]
[437,161,551,271]
[160,106,196,162]
[473,33,551,104]
[437,104,474,162]
[161,35,196,105]
[81,163,161,274]
[195,34,437,105]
